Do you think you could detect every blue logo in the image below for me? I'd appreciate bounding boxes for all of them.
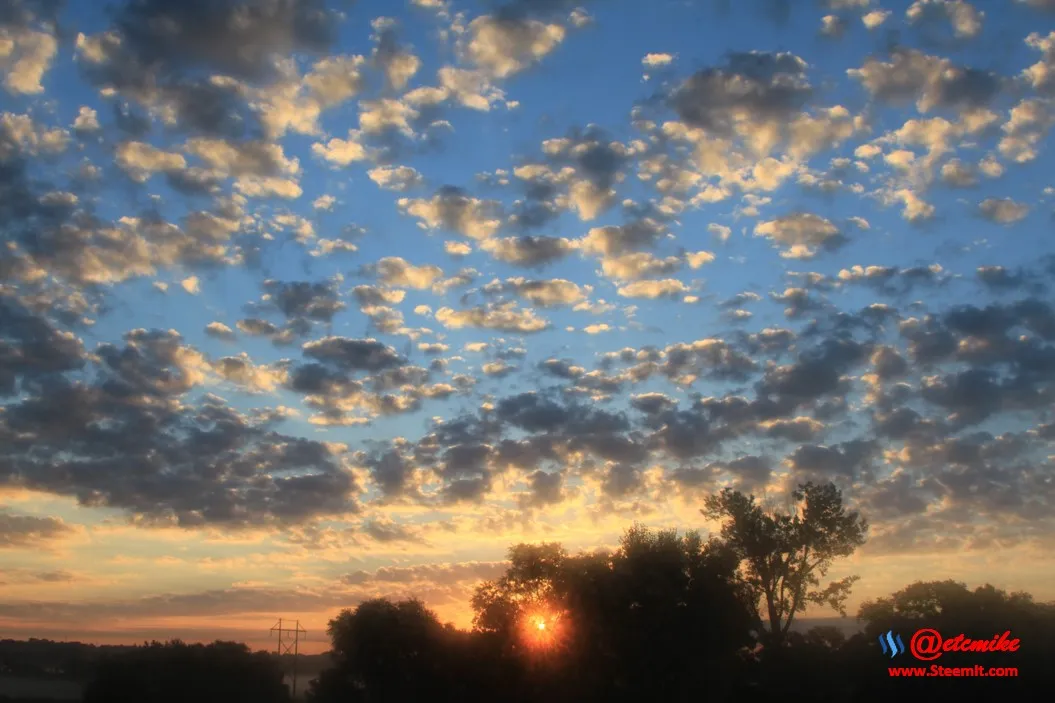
[878,630,906,658]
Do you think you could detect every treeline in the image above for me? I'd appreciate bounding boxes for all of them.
[0,639,329,691]
[0,640,136,680]
[73,482,1055,702]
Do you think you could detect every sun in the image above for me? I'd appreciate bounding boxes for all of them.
[520,609,562,653]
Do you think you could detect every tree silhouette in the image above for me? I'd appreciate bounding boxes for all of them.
[702,481,867,646]
[306,598,482,703]
[470,524,756,702]
[81,640,290,703]
[829,580,1055,702]
[309,525,758,703]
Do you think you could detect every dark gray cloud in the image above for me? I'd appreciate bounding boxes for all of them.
[255,279,345,326]
[511,126,629,225]
[849,48,1001,112]
[0,330,359,527]
[630,392,678,416]
[770,287,828,319]
[787,439,880,480]
[302,336,405,373]
[0,510,73,548]
[671,455,771,492]
[601,463,644,498]
[645,406,717,461]
[538,357,584,380]
[900,315,957,364]
[116,0,336,81]
[837,264,949,296]
[520,469,565,507]
[976,266,1040,293]
[659,339,758,382]
[75,0,340,137]
[671,51,812,134]
[496,391,628,435]
[0,294,87,396]
[361,519,425,544]
[364,449,417,499]
[756,337,870,409]
[481,235,575,267]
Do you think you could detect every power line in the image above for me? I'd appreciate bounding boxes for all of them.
[270,618,307,700]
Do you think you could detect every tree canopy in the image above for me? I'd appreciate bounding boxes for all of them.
[702,481,868,645]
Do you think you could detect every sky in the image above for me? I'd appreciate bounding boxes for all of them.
[2,0,1055,655]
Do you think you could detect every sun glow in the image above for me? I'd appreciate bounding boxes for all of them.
[521,609,562,652]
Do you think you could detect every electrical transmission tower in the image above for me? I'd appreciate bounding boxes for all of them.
[270,618,307,699]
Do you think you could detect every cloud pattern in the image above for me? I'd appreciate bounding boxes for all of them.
[1,0,1054,642]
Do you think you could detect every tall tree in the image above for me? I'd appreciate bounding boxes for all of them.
[702,481,868,646]
[307,598,471,703]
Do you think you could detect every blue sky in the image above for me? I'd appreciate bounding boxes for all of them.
[2,0,1055,650]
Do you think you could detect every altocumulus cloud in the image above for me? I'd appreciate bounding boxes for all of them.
[0,0,1054,640]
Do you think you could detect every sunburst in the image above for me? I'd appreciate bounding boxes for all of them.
[520,609,562,652]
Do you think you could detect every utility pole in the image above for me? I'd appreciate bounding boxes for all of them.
[270,618,307,699]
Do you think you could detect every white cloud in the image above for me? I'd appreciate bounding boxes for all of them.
[754,213,844,257]
[891,188,936,222]
[436,303,549,333]
[600,253,681,281]
[313,194,337,210]
[0,25,57,94]
[399,190,503,240]
[862,10,890,29]
[374,257,444,289]
[72,107,100,132]
[312,132,369,165]
[686,251,715,268]
[115,141,187,182]
[999,99,1054,164]
[708,223,732,241]
[204,322,236,340]
[466,16,566,78]
[906,0,983,39]
[617,279,690,299]
[642,53,674,68]
[445,241,472,257]
[181,276,201,295]
[486,277,587,307]
[368,165,425,191]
